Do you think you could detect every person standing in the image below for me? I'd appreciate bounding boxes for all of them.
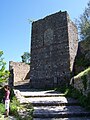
[4,85,10,117]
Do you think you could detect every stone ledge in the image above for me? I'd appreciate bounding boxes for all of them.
[33,111,90,118]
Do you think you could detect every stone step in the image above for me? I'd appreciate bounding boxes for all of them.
[33,117,90,120]
[15,89,90,119]
[33,105,90,118]
[20,90,64,97]
[24,94,63,97]
[23,96,78,105]
[31,101,79,106]
[22,100,79,106]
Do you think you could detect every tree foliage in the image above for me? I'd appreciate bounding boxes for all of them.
[21,52,30,64]
[77,1,90,40]
[0,50,10,84]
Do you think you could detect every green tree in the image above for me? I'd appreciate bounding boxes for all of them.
[77,1,90,40]
[21,52,30,64]
[0,50,10,84]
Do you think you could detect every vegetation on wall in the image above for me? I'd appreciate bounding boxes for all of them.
[75,54,90,68]
[56,84,90,110]
[75,67,90,90]
[65,86,90,110]
[74,37,90,75]
[74,67,90,79]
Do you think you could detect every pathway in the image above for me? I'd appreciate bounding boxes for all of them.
[15,89,90,120]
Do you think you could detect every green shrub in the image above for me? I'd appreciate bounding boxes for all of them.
[10,97,20,116]
[10,97,33,119]
[64,85,90,110]
[18,103,34,120]
[56,84,90,111]
[55,84,69,93]
[0,103,5,114]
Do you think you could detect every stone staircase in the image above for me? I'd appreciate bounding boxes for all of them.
[17,90,90,120]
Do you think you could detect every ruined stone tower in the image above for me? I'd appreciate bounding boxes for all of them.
[30,11,78,89]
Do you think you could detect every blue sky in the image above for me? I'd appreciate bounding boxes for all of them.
[0,0,89,69]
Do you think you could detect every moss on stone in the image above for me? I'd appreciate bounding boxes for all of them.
[74,67,90,78]
[81,75,87,90]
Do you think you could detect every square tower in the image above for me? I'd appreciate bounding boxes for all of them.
[30,11,78,89]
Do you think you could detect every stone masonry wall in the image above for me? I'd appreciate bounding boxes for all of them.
[74,38,90,75]
[30,11,78,89]
[67,17,78,71]
[9,61,30,86]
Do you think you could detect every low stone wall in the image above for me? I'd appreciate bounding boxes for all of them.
[9,61,30,86]
[70,67,90,96]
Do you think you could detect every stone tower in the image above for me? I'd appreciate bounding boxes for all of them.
[30,11,78,89]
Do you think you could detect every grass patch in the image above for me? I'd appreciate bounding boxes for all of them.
[0,103,5,115]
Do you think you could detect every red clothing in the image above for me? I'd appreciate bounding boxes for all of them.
[5,90,10,100]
